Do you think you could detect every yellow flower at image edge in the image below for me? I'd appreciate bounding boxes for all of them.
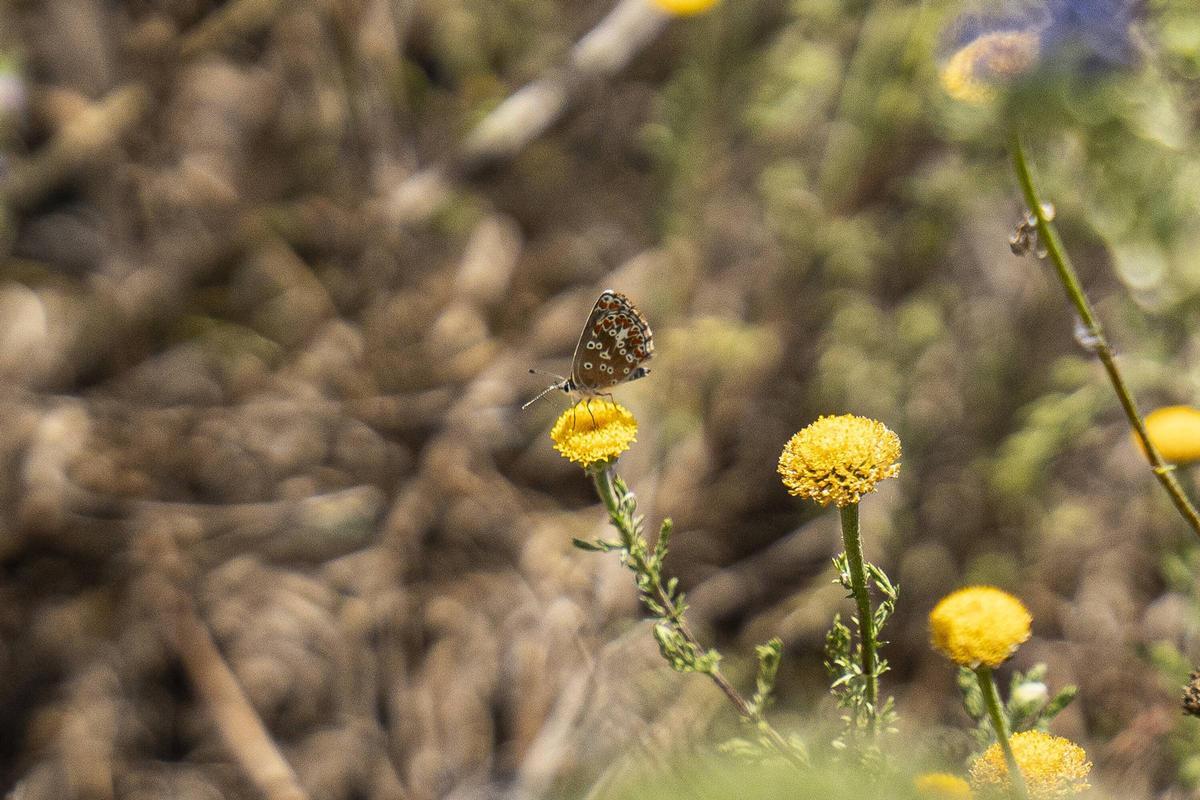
[550,400,638,469]
[915,772,972,800]
[929,586,1031,669]
[649,0,720,15]
[1141,405,1200,465]
[778,414,901,507]
[971,731,1091,799]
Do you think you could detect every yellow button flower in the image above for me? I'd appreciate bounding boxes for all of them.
[929,587,1031,669]
[915,772,973,799]
[777,414,901,508]
[1141,405,1200,465]
[550,399,638,469]
[970,730,1091,799]
[649,0,720,15]
[940,30,1040,104]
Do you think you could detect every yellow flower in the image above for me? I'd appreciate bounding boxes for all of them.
[915,772,973,799]
[777,414,901,508]
[940,30,1040,104]
[649,0,719,16]
[970,731,1091,799]
[550,399,638,469]
[1141,405,1200,465]
[929,587,1031,669]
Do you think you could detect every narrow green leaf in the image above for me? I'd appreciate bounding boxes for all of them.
[1043,686,1078,720]
[571,538,604,551]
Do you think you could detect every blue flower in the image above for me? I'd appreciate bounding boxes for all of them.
[939,0,1138,103]
[1042,0,1138,68]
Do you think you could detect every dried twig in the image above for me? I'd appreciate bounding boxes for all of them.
[382,0,670,223]
[142,531,313,800]
[0,85,148,210]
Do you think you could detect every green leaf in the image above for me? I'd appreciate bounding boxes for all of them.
[751,638,783,714]
[652,623,694,672]
[571,537,622,552]
[654,518,674,564]
[866,562,897,600]
[958,667,986,719]
[1042,685,1078,720]
[695,648,722,674]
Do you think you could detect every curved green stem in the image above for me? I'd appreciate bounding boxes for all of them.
[976,666,1029,800]
[1009,129,1200,541]
[839,503,879,730]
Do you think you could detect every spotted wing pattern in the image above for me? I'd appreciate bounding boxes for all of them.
[570,290,654,395]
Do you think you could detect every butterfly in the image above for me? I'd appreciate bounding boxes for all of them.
[524,289,654,409]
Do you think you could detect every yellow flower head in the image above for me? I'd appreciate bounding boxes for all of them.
[650,0,720,15]
[550,399,638,469]
[1141,405,1200,465]
[940,30,1040,104]
[929,586,1031,669]
[777,414,901,508]
[915,772,973,800]
[970,731,1091,799]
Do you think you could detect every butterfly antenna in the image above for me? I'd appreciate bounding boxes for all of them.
[521,384,561,410]
[521,369,569,410]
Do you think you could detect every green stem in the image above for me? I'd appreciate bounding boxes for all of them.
[976,666,1030,800]
[839,503,879,730]
[591,465,804,767]
[1008,129,1200,541]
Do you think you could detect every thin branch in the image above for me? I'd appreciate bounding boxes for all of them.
[1008,129,1200,540]
[0,85,148,211]
[591,466,805,768]
[381,0,670,223]
[141,531,312,800]
[179,0,287,58]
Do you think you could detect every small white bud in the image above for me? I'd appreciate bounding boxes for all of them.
[1012,680,1049,707]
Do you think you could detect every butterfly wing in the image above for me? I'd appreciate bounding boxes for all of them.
[570,290,654,395]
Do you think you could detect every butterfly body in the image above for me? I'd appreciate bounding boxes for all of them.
[524,290,654,409]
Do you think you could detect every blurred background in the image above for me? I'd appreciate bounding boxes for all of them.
[3,0,1200,797]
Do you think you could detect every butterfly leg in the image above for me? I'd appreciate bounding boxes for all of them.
[585,397,598,427]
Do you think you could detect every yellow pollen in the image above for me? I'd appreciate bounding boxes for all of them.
[550,399,638,469]
[929,586,1032,669]
[970,731,1091,799]
[777,414,901,508]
